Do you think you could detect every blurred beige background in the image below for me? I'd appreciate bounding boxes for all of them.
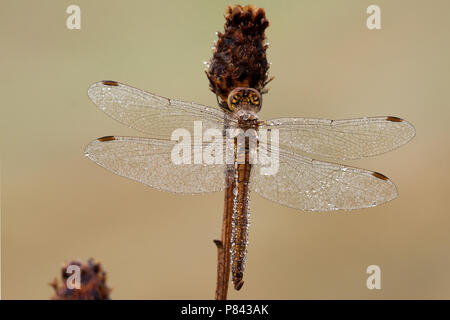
[1,0,450,299]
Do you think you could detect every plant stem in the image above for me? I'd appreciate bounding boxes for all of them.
[214,166,234,300]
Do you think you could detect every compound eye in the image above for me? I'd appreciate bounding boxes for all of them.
[229,95,239,110]
[250,94,260,105]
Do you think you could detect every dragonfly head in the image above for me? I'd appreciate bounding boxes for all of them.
[227,87,262,113]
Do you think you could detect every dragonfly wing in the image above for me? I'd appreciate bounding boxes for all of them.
[85,136,225,194]
[259,116,415,160]
[87,81,228,138]
[251,147,398,211]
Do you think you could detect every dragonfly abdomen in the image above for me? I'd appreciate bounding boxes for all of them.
[230,156,252,290]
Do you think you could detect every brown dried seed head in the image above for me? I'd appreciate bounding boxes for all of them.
[206,5,271,105]
[50,258,111,300]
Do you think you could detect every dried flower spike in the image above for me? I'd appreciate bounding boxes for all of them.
[206,5,272,108]
[50,258,111,300]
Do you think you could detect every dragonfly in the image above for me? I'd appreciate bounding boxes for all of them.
[85,80,415,291]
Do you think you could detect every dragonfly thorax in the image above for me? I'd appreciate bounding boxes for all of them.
[232,108,259,130]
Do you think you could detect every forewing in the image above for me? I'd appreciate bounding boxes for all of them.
[251,148,398,211]
[259,116,415,160]
[85,136,225,194]
[87,81,228,138]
